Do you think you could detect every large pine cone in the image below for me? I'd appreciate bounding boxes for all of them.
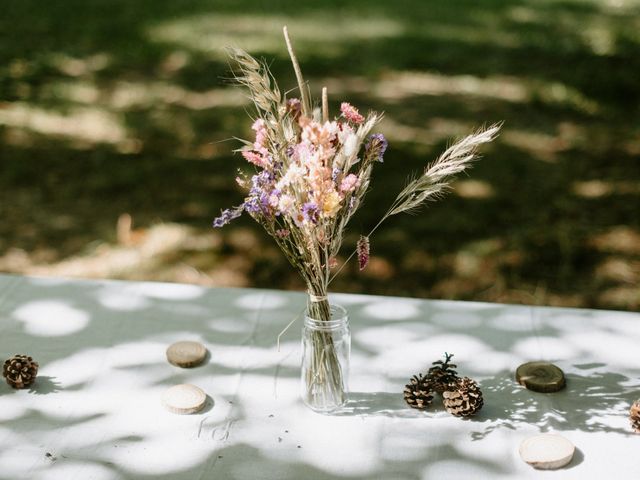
[442,377,483,417]
[427,353,459,394]
[631,400,640,433]
[3,355,39,389]
[403,373,434,409]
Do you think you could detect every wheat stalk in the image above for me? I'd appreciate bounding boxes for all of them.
[388,123,502,216]
[328,123,502,283]
[226,47,282,120]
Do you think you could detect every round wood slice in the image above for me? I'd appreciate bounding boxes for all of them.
[519,434,575,470]
[516,361,566,393]
[166,341,207,368]
[162,384,206,414]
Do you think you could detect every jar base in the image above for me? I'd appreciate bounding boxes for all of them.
[302,396,349,414]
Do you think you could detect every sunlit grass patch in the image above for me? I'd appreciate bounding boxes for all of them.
[0,103,126,144]
[572,180,640,198]
[146,13,404,58]
[1,0,639,311]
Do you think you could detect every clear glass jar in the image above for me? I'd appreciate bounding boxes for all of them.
[301,304,350,413]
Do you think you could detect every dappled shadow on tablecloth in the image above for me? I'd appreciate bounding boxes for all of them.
[0,274,639,478]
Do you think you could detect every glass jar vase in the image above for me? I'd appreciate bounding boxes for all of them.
[301,304,350,413]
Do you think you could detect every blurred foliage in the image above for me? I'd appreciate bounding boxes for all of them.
[1,0,639,310]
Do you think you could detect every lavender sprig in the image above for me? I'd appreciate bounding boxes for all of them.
[212,206,243,228]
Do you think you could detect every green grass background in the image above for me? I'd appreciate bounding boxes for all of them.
[1,0,639,310]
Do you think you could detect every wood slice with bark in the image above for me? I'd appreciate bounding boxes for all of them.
[516,361,566,393]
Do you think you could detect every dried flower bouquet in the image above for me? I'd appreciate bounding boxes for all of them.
[214,27,500,409]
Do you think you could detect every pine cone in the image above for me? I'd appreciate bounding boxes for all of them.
[442,377,483,417]
[427,353,459,394]
[630,400,640,433]
[3,355,39,389]
[403,373,434,409]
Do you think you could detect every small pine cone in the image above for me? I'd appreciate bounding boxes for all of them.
[403,374,434,409]
[630,400,640,433]
[427,353,459,394]
[442,377,483,417]
[3,355,39,389]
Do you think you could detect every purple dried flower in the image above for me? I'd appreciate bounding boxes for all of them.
[248,171,274,199]
[260,192,271,209]
[365,133,388,162]
[302,202,319,224]
[284,146,294,159]
[357,235,370,271]
[272,160,283,172]
[252,170,274,189]
[332,167,341,183]
[243,196,261,214]
[243,170,280,218]
[212,206,243,228]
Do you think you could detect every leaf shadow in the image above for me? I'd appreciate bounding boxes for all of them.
[28,376,62,395]
[470,368,639,440]
[333,391,438,418]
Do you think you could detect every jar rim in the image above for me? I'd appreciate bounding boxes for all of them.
[304,304,348,329]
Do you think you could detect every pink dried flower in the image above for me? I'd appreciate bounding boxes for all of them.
[357,235,370,271]
[328,257,338,269]
[340,173,360,193]
[251,118,270,158]
[300,118,338,161]
[251,118,265,132]
[242,150,267,168]
[340,102,364,124]
[276,229,290,238]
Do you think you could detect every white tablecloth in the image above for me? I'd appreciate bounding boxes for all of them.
[0,274,638,479]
